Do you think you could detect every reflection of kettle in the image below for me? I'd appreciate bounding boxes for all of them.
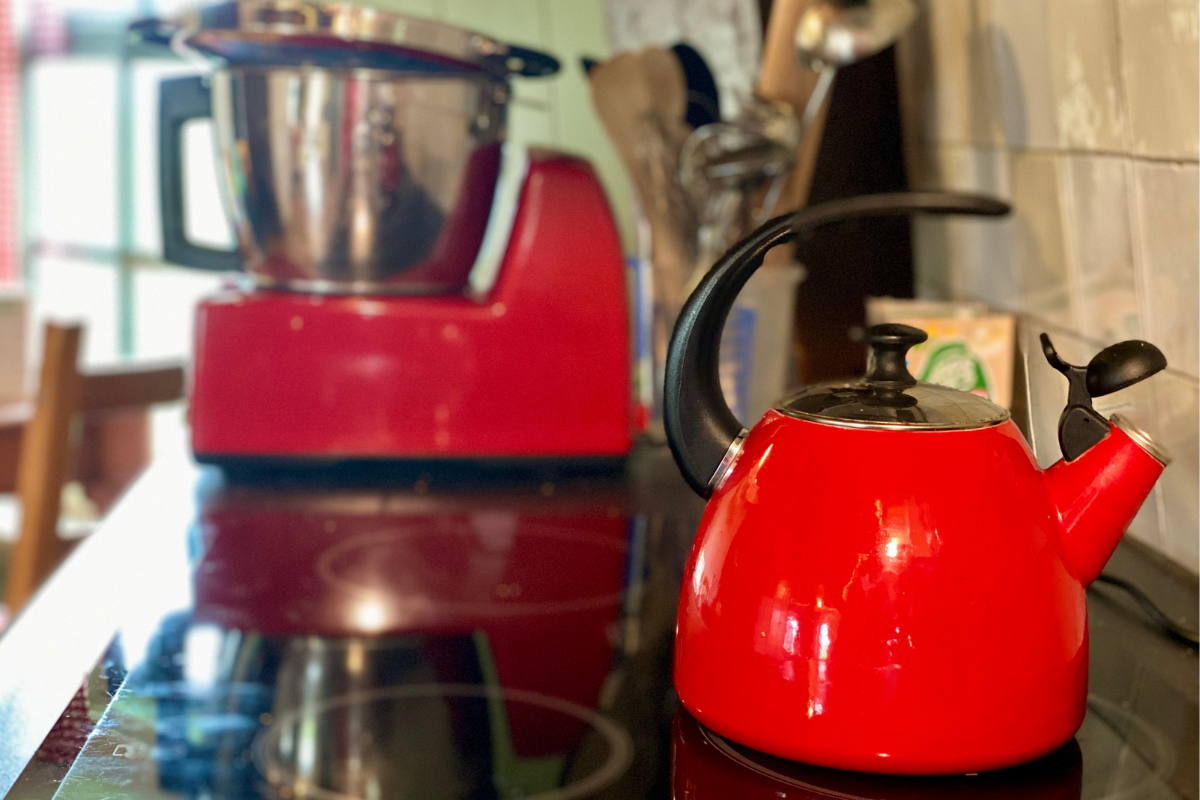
[663,193,1171,774]
[671,710,1084,799]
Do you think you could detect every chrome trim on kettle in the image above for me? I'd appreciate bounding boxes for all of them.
[709,428,750,493]
[773,407,1010,431]
[1111,414,1172,466]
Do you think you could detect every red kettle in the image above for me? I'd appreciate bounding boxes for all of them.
[664,193,1171,775]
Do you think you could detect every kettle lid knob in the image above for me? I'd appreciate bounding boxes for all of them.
[864,323,927,387]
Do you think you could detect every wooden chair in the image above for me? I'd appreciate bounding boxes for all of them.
[4,323,185,613]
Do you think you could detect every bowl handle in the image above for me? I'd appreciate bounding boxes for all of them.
[159,75,243,272]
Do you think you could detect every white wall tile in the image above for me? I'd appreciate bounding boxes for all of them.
[912,143,1017,307]
[935,142,1015,199]
[1012,152,1074,326]
[1047,0,1128,152]
[899,0,1199,573]
[1154,371,1199,573]
[1062,155,1141,343]
[897,0,999,147]
[985,0,1060,149]
[909,145,1020,307]
[912,218,953,299]
[1134,161,1200,378]
[941,146,1019,306]
[1116,0,1200,160]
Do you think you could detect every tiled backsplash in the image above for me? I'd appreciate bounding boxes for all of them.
[896,0,1199,573]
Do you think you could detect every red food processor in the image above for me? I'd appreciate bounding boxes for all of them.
[137,2,631,468]
[663,193,1171,774]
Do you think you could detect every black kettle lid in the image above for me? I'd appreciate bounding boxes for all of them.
[775,323,1010,430]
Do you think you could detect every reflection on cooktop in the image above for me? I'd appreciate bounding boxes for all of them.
[12,462,1191,800]
[193,510,630,637]
[57,625,636,800]
[672,695,1179,800]
[314,523,628,618]
[257,683,632,800]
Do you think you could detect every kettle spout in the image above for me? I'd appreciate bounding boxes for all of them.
[1044,415,1169,584]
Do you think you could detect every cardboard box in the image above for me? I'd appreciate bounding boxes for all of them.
[867,298,1016,409]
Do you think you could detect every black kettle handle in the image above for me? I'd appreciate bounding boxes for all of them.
[664,191,1010,497]
[159,75,242,272]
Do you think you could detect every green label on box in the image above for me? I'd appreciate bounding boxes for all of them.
[919,342,991,398]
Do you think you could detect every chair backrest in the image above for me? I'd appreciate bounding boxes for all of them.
[4,323,184,613]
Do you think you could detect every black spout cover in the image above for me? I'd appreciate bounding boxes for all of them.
[1041,333,1167,461]
[1086,340,1167,397]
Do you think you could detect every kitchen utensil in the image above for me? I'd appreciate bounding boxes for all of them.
[139,2,631,465]
[752,0,826,226]
[663,192,1172,774]
[680,97,800,276]
[762,0,919,222]
[589,48,696,437]
[794,0,920,71]
[589,49,695,307]
[672,43,721,129]
[793,0,919,132]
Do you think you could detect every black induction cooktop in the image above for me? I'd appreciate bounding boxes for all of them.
[1,448,1195,799]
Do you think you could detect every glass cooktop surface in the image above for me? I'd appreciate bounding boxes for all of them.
[2,452,1195,800]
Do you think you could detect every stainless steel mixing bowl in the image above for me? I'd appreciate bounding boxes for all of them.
[147,1,560,294]
[161,66,508,293]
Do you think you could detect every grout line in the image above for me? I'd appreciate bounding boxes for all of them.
[920,139,1199,166]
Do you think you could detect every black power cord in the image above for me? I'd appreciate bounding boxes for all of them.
[1093,573,1200,648]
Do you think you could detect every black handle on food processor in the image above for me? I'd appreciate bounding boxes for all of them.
[492,44,560,77]
[159,75,242,272]
[1041,334,1167,461]
[664,192,1010,498]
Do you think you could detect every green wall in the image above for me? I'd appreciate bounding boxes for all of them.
[368,0,636,252]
